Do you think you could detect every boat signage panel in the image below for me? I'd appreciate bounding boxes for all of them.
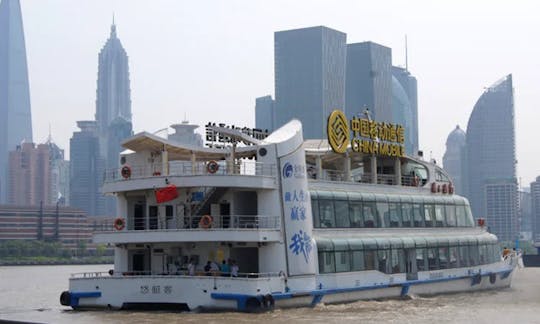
[327,109,406,157]
[279,146,316,276]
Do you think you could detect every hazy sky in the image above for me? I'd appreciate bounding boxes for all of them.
[19,0,540,185]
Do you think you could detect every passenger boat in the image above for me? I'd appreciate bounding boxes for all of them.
[60,111,520,312]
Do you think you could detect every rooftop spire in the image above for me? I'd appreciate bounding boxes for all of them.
[110,13,116,38]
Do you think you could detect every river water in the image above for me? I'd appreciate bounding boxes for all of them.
[1,264,539,324]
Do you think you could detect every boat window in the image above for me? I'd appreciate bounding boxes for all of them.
[424,204,435,227]
[334,200,350,228]
[438,247,448,269]
[377,201,389,228]
[378,250,389,274]
[363,202,377,228]
[445,205,457,227]
[459,245,469,267]
[364,250,376,270]
[149,206,158,230]
[335,251,351,272]
[351,250,364,271]
[312,198,320,228]
[427,248,439,270]
[413,203,424,227]
[416,248,426,271]
[456,205,468,227]
[349,201,363,228]
[319,199,336,228]
[465,206,475,227]
[449,246,458,268]
[318,251,335,273]
[388,202,401,227]
[401,203,413,227]
[479,244,487,265]
[435,205,446,227]
[468,244,479,266]
[390,249,404,273]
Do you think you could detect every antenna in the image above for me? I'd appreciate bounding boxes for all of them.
[405,35,408,71]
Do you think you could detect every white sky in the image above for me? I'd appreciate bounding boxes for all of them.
[19,0,540,185]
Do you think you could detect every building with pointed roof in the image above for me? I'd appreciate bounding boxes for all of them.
[443,125,467,196]
[0,0,33,203]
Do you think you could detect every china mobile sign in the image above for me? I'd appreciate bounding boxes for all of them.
[280,148,316,276]
[327,110,406,157]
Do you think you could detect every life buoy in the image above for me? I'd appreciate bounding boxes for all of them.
[114,218,125,231]
[199,215,213,229]
[207,160,219,174]
[121,165,131,179]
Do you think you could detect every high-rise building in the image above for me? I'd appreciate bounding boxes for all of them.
[345,42,392,123]
[391,76,414,154]
[443,125,467,195]
[274,26,346,139]
[8,143,49,206]
[255,95,275,132]
[47,139,70,205]
[69,121,106,217]
[95,22,133,215]
[392,66,418,154]
[466,75,517,241]
[518,188,532,240]
[0,0,33,203]
[531,177,540,242]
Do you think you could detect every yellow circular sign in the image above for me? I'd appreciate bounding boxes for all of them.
[327,110,349,153]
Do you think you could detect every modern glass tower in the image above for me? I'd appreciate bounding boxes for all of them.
[392,66,418,154]
[274,26,346,139]
[345,42,392,123]
[391,75,414,155]
[0,0,33,203]
[255,95,275,132]
[531,177,540,242]
[443,125,467,196]
[95,22,133,215]
[466,75,517,241]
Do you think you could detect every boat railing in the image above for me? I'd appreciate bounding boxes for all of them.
[100,214,281,232]
[103,160,276,182]
[71,271,283,279]
[317,171,424,187]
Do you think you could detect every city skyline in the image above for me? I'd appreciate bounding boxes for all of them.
[15,0,540,185]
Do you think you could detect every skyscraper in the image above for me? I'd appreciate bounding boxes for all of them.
[443,125,467,195]
[531,177,540,242]
[7,143,49,206]
[345,42,392,123]
[391,76,414,154]
[47,138,70,205]
[392,66,418,154]
[274,26,346,139]
[95,22,133,215]
[466,75,517,241]
[70,121,106,217]
[0,0,33,203]
[255,95,275,132]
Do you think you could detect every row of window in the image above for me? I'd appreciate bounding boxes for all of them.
[311,192,475,229]
[318,242,500,274]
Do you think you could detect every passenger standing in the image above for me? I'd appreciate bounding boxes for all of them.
[231,260,239,277]
[221,260,230,277]
[187,258,196,276]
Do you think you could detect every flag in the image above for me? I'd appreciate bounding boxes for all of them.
[155,184,178,203]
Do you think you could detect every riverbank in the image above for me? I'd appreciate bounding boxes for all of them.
[0,256,113,266]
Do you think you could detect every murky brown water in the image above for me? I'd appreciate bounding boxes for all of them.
[1,264,539,324]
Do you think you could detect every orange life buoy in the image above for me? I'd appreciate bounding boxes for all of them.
[199,215,213,229]
[121,165,131,179]
[114,218,125,231]
[207,160,219,174]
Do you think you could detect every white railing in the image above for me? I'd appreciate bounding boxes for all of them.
[104,160,276,182]
[99,215,281,232]
[71,271,283,279]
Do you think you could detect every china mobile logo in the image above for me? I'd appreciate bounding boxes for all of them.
[282,162,293,178]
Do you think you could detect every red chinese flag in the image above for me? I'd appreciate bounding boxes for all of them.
[155,184,179,203]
